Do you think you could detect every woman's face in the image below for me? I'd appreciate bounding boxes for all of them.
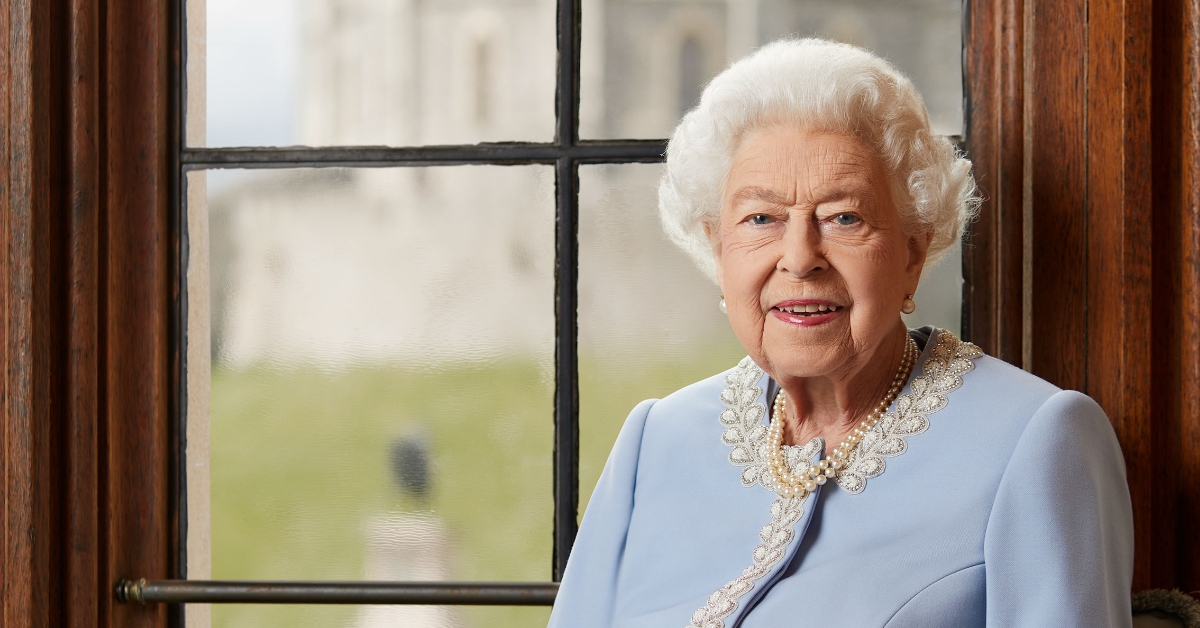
[712,125,930,382]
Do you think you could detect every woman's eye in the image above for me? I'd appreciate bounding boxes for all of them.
[833,213,860,226]
[748,214,773,225]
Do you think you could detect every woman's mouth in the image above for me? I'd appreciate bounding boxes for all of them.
[771,301,844,326]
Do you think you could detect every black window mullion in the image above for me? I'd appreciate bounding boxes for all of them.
[552,0,584,582]
[175,139,667,170]
[552,157,581,582]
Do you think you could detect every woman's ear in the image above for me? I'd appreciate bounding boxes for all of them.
[905,230,934,282]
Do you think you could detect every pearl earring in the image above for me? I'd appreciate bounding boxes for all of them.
[901,294,916,315]
[719,297,727,314]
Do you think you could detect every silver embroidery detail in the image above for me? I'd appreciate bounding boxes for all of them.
[719,357,822,490]
[836,331,983,494]
[686,495,806,628]
[698,330,982,627]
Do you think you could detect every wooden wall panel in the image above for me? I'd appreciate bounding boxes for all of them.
[1025,0,1089,391]
[1084,0,1155,587]
[1,0,174,626]
[1178,0,1200,589]
[1150,0,1200,591]
[106,0,173,625]
[66,0,103,624]
[1,0,42,622]
[966,0,1200,593]
[963,0,1024,363]
[4,0,72,625]
[0,0,10,619]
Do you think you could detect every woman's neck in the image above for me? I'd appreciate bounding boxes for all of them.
[777,324,911,448]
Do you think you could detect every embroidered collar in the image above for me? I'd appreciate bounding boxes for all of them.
[719,329,982,496]
[691,330,983,628]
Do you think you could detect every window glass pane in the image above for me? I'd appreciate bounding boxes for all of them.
[905,239,962,335]
[576,164,962,514]
[579,0,964,139]
[192,166,555,628]
[577,164,745,515]
[194,0,556,147]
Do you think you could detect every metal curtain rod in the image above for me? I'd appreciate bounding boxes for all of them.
[114,579,558,605]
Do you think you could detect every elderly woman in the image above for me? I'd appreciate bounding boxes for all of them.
[548,39,1133,627]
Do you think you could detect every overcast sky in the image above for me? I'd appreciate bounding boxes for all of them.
[205,0,299,148]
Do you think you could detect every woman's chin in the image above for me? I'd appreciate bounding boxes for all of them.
[760,323,849,376]
[763,350,845,381]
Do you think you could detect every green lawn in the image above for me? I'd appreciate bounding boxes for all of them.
[209,343,745,628]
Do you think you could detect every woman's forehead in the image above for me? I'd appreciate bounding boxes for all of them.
[725,129,884,201]
[734,126,877,169]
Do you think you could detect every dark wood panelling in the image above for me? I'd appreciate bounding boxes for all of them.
[1150,0,1200,592]
[1178,0,1200,590]
[1025,0,1089,391]
[966,0,1200,593]
[0,0,9,620]
[66,0,103,623]
[963,0,1024,363]
[1,0,174,626]
[105,0,172,625]
[1085,0,1155,588]
[1,0,40,623]
[4,0,73,625]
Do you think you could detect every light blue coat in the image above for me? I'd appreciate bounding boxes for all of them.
[548,328,1134,628]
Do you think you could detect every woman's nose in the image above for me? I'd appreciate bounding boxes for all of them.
[777,217,827,278]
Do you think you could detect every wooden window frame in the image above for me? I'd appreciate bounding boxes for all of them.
[1,1,176,626]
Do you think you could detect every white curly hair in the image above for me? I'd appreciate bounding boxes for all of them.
[659,38,981,281]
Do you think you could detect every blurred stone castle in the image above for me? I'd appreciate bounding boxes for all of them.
[209,0,963,369]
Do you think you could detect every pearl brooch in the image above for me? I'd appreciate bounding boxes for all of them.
[763,336,919,499]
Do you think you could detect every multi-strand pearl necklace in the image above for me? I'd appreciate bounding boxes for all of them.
[764,336,920,499]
